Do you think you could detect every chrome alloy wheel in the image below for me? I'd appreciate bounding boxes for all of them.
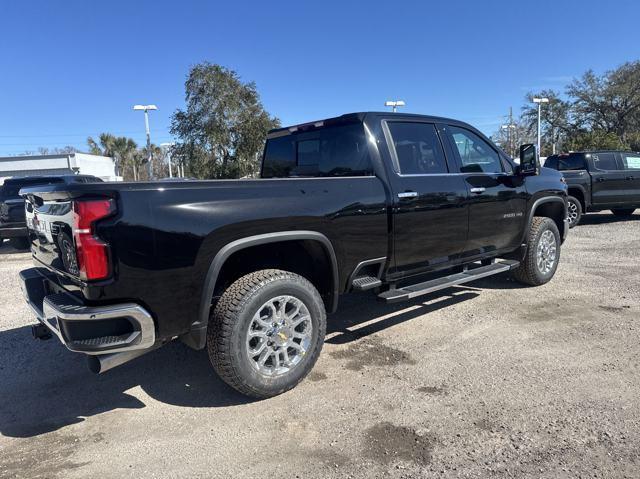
[246,295,313,376]
[536,229,557,274]
[567,200,579,225]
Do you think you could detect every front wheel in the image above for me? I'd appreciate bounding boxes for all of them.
[512,217,561,286]
[611,208,635,217]
[566,196,582,228]
[207,269,326,399]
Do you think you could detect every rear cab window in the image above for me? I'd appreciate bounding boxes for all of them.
[558,154,586,171]
[261,122,374,178]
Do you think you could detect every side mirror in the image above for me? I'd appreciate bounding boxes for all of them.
[519,144,538,176]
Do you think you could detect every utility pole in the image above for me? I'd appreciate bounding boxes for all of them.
[133,104,158,179]
[501,107,516,157]
[160,142,175,178]
[532,98,549,157]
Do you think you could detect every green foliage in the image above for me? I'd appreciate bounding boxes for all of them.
[566,130,623,151]
[170,63,280,179]
[514,60,640,155]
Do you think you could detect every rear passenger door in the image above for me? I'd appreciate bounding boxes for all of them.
[442,125,527,257]
[383,120,469,276]
[589,152,628,206]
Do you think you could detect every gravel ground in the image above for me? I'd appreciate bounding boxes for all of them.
[1,212,639,479]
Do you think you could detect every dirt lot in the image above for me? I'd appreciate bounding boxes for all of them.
[1,212,639,479]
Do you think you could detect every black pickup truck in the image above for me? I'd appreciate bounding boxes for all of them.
[1,175,103,249]
[544,151,640,226]
[20,112,568,398]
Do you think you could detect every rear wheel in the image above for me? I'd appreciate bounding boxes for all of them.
[566,196,582,228]
[207,269,326,399]
[611,208,635,217]
[512,217,561,286]
[9,237,29,250]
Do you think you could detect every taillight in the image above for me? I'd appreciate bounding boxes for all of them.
[72,199,115,281]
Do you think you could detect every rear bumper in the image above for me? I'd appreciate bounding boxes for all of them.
[20,267,155,355]
[0,226,27,238]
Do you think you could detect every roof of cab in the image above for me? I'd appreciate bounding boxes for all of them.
[267,112,474,138]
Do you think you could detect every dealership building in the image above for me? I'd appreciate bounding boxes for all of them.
[0,152,121,182]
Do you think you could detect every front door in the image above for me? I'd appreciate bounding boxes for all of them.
[383,120,469,276]
[619,152,640,204]
[442,124,527,257]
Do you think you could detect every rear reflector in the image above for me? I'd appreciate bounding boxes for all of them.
[72,199,115,281]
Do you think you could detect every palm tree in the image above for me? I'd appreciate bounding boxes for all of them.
[87,133,120,174]
[112,137,139,180]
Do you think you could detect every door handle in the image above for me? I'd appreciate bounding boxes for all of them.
[397,191,418,199]
[626,176,635,180]
[469,187,486,194]
[596,177,606,182]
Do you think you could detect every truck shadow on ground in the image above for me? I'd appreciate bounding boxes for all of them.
[577,213,640,226]
[0,239,29,255]
[0,276,519,439]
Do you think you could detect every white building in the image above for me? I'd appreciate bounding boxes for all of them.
[0,152,121,182]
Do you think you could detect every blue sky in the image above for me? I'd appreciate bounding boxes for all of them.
[0,0,638,156]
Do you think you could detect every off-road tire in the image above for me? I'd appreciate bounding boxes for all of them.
[207,269,326,399]
[610,208,635,217]
[567,196,582,228]
[512,217,561,286]
[9,237,29,250]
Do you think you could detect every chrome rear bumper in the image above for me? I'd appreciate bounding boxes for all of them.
[20,268,155,355]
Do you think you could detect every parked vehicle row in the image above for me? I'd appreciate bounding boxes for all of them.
[544,151,640,226]
[1,175,102,249]
[18,112,569,398]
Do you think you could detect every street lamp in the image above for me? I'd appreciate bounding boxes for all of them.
[133,104,158,179]
[532,98,549,157]
[160,142,175,178]
[384,100,405,113]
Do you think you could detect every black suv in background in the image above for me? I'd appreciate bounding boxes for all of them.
[544,151,640,226]
[0,175,103,249]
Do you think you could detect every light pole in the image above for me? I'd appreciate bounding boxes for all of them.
[384,100,405,113]
[160,142,175,178]
[532,98,549,157]
[133,104,158,179]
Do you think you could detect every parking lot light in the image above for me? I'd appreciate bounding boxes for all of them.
[385,100,405,113]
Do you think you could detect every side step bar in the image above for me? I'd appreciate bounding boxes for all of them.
[378,260,520,303]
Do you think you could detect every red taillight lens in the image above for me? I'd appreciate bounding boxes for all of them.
[72,199,115,281]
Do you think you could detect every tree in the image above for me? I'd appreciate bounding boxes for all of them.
[170,63,280,179]
[521,90,575,155]
[502,60,640,155]
[567,61,640,144]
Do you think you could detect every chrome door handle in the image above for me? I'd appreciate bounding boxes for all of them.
[596,177,606,182]
[626,176,634,180]
[397,191,418,199]
[469,187,486,194]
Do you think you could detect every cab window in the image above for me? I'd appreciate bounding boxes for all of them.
[621,153,640,170]
[557,155,586,170]
[447,126,503,173]
[262,123,374,178]
[386,122,448,174]
[591,152,619,171]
